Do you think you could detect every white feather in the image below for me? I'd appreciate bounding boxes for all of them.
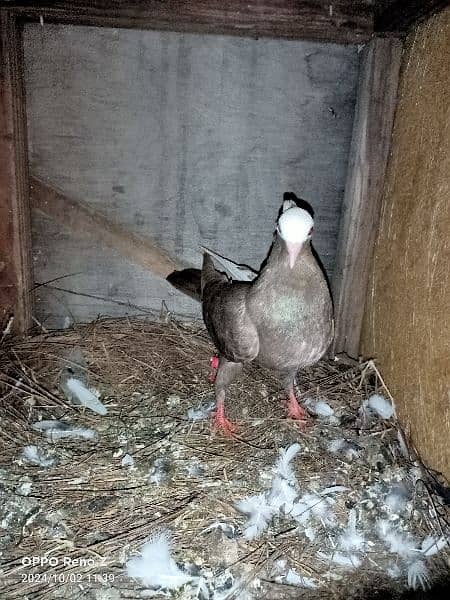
[32,420,98,441]
[421,535,448,557]
[304,398,334,417]
[236,493,275,540]
[187,402,215,421]
[274,443,300,484]
[65,378,107,415]
[305,526,317,541]
[268,476,298,513]
[317,551,362,568]
[386,564,402,579]
[338,509,366,552]
[22,445,55,467]
[126,530,192,590]
[121,454,135,468]
[292,492,335,526]
[385,483,410,513]
[367,394,394,419]
[327,438,360,460]
[377,521,417,558]
[276,568,318,589]
[321,485,349,495]
[407,560,429,590]
[200,246,256,282]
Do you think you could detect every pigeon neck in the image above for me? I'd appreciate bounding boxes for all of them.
[270,234,311,267]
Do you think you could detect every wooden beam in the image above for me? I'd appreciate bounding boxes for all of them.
[375,0,449,33]
[332,37,403,358]
[30,177,180,279]
[0,12,33,334]
[5,1,373,43]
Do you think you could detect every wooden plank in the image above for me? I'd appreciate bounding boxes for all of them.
[375,0,449,33]
[5,1,373,43]
[0,12,33,334]
[30,177,181,279]
[331,37,403,358]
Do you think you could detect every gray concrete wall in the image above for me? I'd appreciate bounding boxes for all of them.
[24,24,360,327]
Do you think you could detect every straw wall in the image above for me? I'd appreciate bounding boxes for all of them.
[361,8,450,478]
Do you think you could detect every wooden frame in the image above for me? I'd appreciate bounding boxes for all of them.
[0,11,33,333]
[4,1,373,44]
[1,1,444,345]
[332,37,403,358]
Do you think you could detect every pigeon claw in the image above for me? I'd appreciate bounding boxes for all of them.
[212,398,237,437]
[285,392,308,429]
[208,355,219,383]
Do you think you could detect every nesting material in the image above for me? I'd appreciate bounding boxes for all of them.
[0,316,449,600]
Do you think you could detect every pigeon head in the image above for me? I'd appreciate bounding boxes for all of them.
[277,207,314,268]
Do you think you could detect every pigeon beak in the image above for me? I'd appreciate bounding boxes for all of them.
[286,241,302,269]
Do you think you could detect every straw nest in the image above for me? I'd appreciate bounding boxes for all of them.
[0,316,449,600]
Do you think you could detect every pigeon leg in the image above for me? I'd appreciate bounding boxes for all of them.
[284,381,308,422]
[213,391,237,436]
[212,358,242,436]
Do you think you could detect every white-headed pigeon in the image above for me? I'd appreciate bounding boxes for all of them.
[167,198,334,434]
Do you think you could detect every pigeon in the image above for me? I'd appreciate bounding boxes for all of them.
[167,199,333,434]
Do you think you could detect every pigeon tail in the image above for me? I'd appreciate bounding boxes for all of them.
[166,268,202,302]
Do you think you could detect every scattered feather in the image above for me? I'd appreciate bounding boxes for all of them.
[268,476,298,513]
[292,492,336,526]
[407,560,429,590]
[187,402,215,421]
[321,485,349,495]
[16,481,33,496]
[65,377,107,415]
[126,529,192,590]
[236,494,275,540]
[339,509,366,552]
[275,568,318,589]
[385,483,410,513]
[421,535,448,557]
[377,520,417,557]
[121,454,135,468]
[63,316,72,329]
[317,551,362,568]
[304,398,334,417]
[304,526,317,541]
[327,438,360,460]
[274,443,300,484]
[367,394,394,419]
[386,564,402,579]
[32,420,98,441]
[22,445,55,467]
[201,522,236,538]
[149,458,170,486]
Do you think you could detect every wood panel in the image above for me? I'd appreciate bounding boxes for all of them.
[361,7,450,478]
[332,37,402,358]
[6,1,373,43]
[31,177,180,278]
[0,12,33,334]
[25,25,359,327]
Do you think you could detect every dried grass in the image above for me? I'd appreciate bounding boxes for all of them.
[0,316,449,600]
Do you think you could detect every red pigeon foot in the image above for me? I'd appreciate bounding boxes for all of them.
[285,391,308,422]
[209,355,219,383]
[213,398,237,436]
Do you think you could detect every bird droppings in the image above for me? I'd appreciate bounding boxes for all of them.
[0,316,449,599]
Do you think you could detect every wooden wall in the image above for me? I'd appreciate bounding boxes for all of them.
[24,24,359,327]
[361,8,450,478]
